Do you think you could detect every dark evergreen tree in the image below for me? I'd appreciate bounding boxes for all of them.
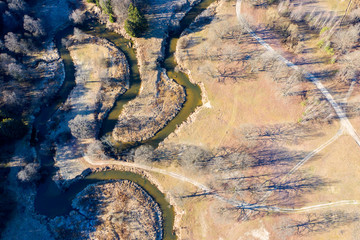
[124,3,148,37]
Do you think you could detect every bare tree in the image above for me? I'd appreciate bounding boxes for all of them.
[17,163,40,182]
[178,145,211,170]
[4,32,30,54]
[86,140,109,161]
[277,0,290,17]
[1,90,22,107]
[337,50,360,83]
[68,114,96,139]
[7,62,26,81]
[0,40,4,50]
[133,145,154,165]
[23,15,45,37]
[110,0,145,23]
[280,211,359,235]
[290,4,307,22]
[0,53,16,69]
[70,9,86,25]
[73,27,86,41]
[7,0,27,12]
[332,24,360,52]
[0,53,26,80]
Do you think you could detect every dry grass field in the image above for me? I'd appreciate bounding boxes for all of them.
[153,0,360,239]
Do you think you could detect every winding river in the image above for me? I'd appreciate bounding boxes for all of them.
[34,0,214,239]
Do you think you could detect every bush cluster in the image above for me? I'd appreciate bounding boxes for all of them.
[0,111,27,142]
[124,3,148,37]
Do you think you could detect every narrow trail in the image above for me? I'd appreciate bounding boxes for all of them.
[343,80,357,103]
[278,200,360,213]
[233,0,360,214]
[83,155,360,213]
[236,0,360,148]
[258,128,343,203]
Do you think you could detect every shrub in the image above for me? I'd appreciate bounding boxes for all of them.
[133,145,154,164]
[320,26,329,35]
[317,39,325,48]
[87,0,96,3]
[109,13,115,23]
[324,45,334,56]
[124,3,148,37]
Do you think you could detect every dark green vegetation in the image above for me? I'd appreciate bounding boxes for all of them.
[91,0,116,23]
[124,3,148,37]
[0,111,27,143]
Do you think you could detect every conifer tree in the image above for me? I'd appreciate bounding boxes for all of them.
[124,3,148,37]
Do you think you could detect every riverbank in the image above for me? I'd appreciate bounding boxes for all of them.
[48,180,162,239]
[51,31,129,181]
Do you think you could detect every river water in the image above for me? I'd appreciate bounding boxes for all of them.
[34,0,214,239]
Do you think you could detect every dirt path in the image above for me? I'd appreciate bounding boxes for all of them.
[259,127,343,203]
[83,154,360,213]
[234,0,360,215]
[236,0,360,148]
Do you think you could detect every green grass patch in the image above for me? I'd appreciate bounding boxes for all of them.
[317,39,325,48]
[320,26,330,35]
[324,45,335,56]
